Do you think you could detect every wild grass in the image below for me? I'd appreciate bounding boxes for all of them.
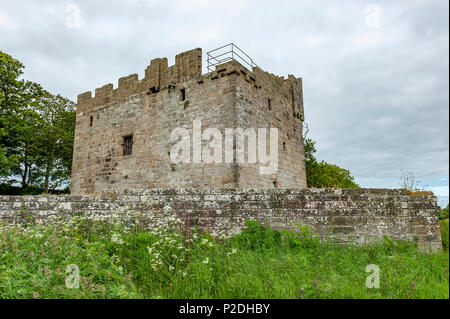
[0,211,448,299]
[440,219,449,251]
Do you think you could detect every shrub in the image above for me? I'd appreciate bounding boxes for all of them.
[281,222,321,249]
[232,220,322,250]
[231,220,281,249]
[439,204,449,220]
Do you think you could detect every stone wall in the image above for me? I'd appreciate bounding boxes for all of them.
[71,48,306,194]
[0,188,441,250]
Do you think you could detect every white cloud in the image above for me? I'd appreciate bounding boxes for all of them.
[172,0,247,15]
[353,30,382,48]
[298,34,328,48]
[0,10,18,30]
[364,4,382,29]
[46,6,57,15]
[430,186,449,197]
[65,3,82,29]
[0,0,447,191]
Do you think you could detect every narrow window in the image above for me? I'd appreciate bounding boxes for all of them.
[89,116,93,127]
[273,180,278,189]
[268,98,272,110]
[283,142,286,151]
[123,135,133,156]
[180,88,186,101]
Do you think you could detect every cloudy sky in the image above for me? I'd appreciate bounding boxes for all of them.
[1,0,448,204]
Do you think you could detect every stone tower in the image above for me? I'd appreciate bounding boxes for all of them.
[71,46,306,195]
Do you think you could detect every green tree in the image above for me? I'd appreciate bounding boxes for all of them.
[0,51,75,193]
[0,147,9,177]
[35,93,76,193]
[0,51,25,176]
[7,81,46,190]
[304,138,359,188]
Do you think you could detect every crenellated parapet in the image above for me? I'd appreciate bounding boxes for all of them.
[76,47,304,123]
[252,68,304,121]
[76,48,203,114]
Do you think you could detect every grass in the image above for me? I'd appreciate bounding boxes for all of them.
[0,211,448,299]
[440,219,449,251]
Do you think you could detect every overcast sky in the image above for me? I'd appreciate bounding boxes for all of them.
[1,0,448,203]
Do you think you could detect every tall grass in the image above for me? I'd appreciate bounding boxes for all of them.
[0,211,448,299]
[440,219,449,251]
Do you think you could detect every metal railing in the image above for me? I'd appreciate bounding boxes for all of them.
[206,43,259,73]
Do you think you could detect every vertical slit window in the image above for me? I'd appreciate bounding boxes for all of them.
[123,135,133,156]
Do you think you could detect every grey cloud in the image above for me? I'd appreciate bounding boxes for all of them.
[0,0,448,187]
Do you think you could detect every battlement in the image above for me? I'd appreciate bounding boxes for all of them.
[77,48,203,111]
[76,47,303,121]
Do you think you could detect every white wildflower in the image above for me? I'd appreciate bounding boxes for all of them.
[111,233,124,244]
[227,248,238,257]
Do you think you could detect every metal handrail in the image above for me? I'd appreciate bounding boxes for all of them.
[206,43,259,73]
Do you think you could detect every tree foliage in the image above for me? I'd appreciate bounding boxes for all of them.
[0,50,25,175]
[304,138,359,188]
[0,51,75,192]
[439,204,449,220]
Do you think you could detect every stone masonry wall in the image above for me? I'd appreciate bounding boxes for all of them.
[71,48,306,195]
[0,189,441,250]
